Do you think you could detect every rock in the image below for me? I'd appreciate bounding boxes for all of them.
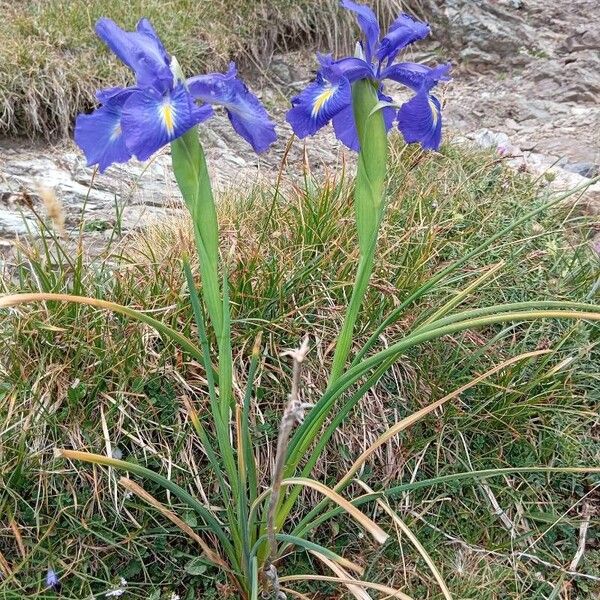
[559,161,600,179]
[0,207,39,237]
[471,129,511,151]
[423,0,538,67]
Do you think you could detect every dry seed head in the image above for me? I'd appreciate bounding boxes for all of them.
[39,186,65,237]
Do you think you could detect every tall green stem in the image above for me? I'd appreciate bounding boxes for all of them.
[328,80,388,384]
[172,128,223,340]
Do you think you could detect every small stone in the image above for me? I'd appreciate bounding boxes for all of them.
[560,162,600,179]
[472,129,511,151]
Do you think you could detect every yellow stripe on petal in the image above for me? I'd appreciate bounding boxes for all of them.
[159,101,176,136]
[311,86,336,118]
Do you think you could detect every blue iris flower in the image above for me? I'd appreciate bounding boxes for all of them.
[75,18,277,172]
[286,0,451,151]
[46,568,60,591]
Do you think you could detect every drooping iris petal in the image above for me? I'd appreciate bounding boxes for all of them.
[379,91,397,131]
[95,17,174,93]
[331,103,359,151]
[74,87,135,172]
[332,90,395,151]
[286,73,352,139]
[382,62,451,92]
[397,91,442,150]
[121,84,213,161]
[377,13,430,62]
[381,62,433,90]
[341,0,380,62]
[187,64,277,153]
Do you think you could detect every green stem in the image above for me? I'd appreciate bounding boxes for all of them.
[172,128,223,340]
[328,79,388,384]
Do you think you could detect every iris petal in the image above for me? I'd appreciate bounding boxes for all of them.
[74,87,135,172]
[187,63,277,153]
[121,84,213,162]
[286,74,351,139]
[95,18,173,92]
[321,54,375,83]
[381,62,433,90]
[332,90,395,151]
[341,0,380,62]
[377,13,430,62]
[397,91,442,150]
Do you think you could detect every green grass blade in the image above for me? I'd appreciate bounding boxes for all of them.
[351,177,600,367]
[183,258,219,397]
[295,467,600,538]
[412,300,600,336]
[243,335,262,521]
[252,534,363,575]
[286,307,600,476]
[0,292,204,363]
[219,272,234,421]
[55,449,239,569]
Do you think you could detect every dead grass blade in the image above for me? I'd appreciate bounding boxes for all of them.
[355,481,452,600]
[310,551,372,600]
[118,477,228,571]
[0,292,204,362]
[283,477,389,544]
[280,587,314,600]
[8,519,26,559]
[280,573,414,600]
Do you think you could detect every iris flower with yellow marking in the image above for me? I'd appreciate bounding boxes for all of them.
[286,0,451,151]
[75,18,276,172]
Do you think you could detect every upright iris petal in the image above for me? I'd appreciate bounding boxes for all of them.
[95,18,173,92]
[324,54,374,83]
[74,88,134,172]
[376,13,431,63]
[341,0,380,62]
[187,64,277,153]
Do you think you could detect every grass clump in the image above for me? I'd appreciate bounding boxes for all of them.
[0,0,406,138]
[1,141,599,598]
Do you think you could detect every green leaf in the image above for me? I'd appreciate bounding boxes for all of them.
[351,177,600,367]
[185,557,208,576]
